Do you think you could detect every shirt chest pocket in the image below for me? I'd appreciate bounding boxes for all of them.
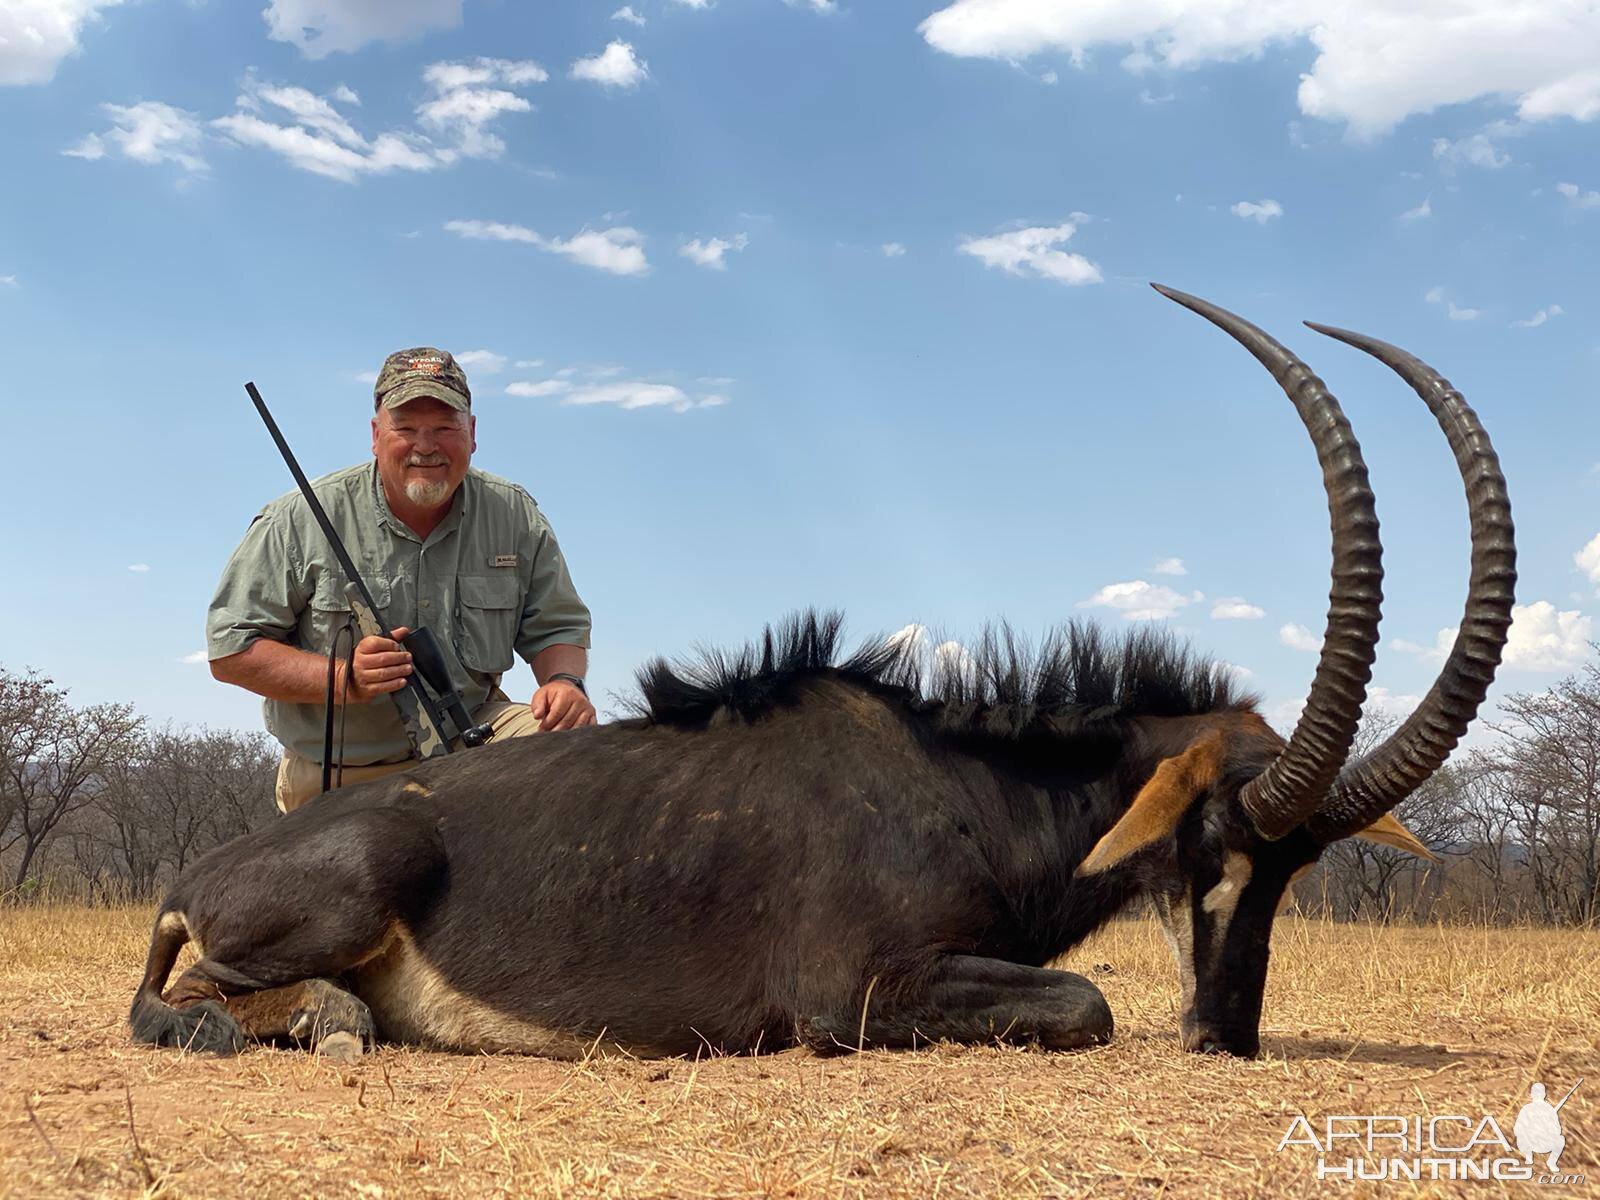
[455,575,521,674]
[305,577,391,654]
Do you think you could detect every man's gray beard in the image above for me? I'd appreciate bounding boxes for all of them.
[404,477,452,508]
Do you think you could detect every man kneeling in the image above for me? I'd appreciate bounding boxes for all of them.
[207,347,595,812]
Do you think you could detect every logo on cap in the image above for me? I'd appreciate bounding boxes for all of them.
[408,356,445,375]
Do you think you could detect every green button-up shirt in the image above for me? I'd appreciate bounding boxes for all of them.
[207,462,591,765]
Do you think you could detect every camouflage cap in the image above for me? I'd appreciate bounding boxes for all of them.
[373,347,472,412]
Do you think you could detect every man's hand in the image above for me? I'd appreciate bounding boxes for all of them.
[530,679,596,731]
[341,626,414,704]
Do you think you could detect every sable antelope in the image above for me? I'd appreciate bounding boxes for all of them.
[129,286,1513,1060]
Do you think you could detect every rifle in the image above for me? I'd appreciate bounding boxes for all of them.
[245,382,492,788]
[1553,1078,1583,1112]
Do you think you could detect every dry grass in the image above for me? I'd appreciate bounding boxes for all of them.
[1,907,1595,1198]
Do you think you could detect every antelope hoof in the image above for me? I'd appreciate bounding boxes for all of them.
[177,1000,247,1055]
[287,980,376,1052]
[316,1031,365,1063]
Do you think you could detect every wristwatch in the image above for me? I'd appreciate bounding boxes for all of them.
[547,672,588,696]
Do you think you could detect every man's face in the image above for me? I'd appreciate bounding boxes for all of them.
[371,397,476,511]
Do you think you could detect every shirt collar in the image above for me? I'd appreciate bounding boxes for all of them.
[369,461,470,546]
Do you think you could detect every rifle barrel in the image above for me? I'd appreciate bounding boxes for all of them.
[245,382,385,619]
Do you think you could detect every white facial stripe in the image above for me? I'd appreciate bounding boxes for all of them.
[1200,851,1254,923]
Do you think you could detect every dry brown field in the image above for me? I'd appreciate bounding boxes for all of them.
[1,906,1595,1199]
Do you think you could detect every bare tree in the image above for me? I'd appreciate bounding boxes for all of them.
[1297,713,1450,921]
[1490,662,1600,926]
[0,666,144,898]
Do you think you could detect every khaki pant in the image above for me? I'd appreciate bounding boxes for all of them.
[275,692,542,813]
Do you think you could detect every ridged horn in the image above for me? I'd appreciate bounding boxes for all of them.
[1304,325,1516,842]
[1153,284,1383,840]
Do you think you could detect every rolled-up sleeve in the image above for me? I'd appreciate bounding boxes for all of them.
[206,511,308,660]
[514,511,592,661]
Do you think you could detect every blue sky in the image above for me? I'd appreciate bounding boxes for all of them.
[1,0,1596,738]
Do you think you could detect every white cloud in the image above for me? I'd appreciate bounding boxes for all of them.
[917,0,1600,137]
[546,228,649,275]
[1211,596,1265,620]
[1393,628,1456,664]
[1267,695,1306,734]
[881,242,908,258]
[1279,622,1322,653]
[571,41,649,90]
[1364,685,1422,721]
[506,379,573,398]
[672,0,711,7]
[958,223,1101,285]
[1557,181,1600,208]
[199,62,540,181]
[1512,304,1564,328]
[612,5,646,24]
[0,274,17,287]
[455,349,507,373]
[1219,661,1254,681]
[64,101,206,172]
[679,233,748,270]
[444,219,650,276]
[213,110,435,181]
[1432,131,1511,169]
[263,0,462,60]
[563,381,722,413]
[1152,556,1186,576]
[1424,285,1481,321]
[1402,603,1597,671]
[239,80,365,146]
[1502,601,1593,670]
[0,0,122,86]
[180,650,208,664]
[1077,580,1198,621]
[785,0,838,11]
[1399,197,1432,221]
[1519,68,1600,121]
[886,625,976,681]
[61,134,106,160]
[1231,198,1283,223]
[1575,532,1600,591]
[127,563,151,572]
[417,58,544,159]
[354,369,379,384]
[515,359,545,369]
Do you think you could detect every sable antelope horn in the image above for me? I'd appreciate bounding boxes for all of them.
[1152,284,1383,840]
[1304,325,1516,842]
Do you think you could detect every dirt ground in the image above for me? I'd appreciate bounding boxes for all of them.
[1,908,1595,1199]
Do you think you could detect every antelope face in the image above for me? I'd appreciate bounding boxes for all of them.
[1080,285,1515,1056]
[1151,824,1316,1057]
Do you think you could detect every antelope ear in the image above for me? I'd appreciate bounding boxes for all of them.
[1077,731,1227,876]
[1352,812,1437,861]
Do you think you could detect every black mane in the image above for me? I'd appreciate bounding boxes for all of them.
[631,610,1256,737]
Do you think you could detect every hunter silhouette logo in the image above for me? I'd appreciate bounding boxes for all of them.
[1516,1079,1581,1172]
[1277,1077,1586,1184]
